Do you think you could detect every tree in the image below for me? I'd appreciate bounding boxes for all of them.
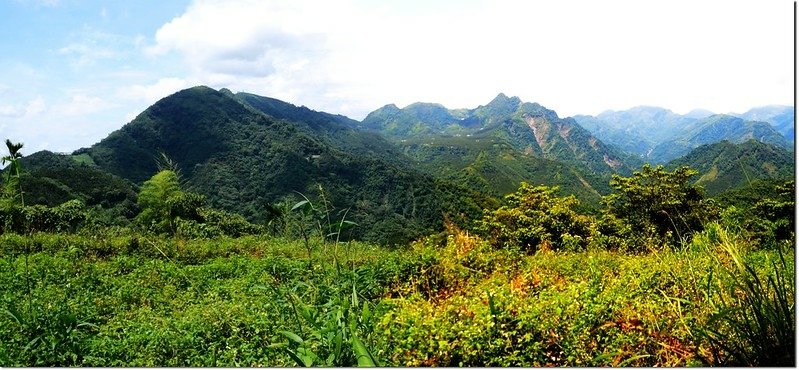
[602,164,715,249]
[2,139,25,206]
[478,183,594,253]
[136,170,183,233]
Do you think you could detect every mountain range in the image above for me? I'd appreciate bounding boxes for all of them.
[574,105,793,163]
[10,86,794,244]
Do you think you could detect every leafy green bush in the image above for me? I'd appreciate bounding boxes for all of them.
[478,183,594,253]
[716,181,795,250]
[0,199,88,234]
[602,164,716,250]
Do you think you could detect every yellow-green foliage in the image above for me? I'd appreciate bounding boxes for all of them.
[478,183,594,253]
[376,226,794,367]
[0,211,792,366]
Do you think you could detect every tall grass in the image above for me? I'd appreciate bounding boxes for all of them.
[696,223,795,366]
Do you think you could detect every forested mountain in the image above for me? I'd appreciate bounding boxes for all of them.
[357,93,642,178]
[397,135,609,208]
[650,114,790,163]
[233,91,407,165]
[17,150,139,220]
[575,107,793,163]
[11,87,792,242]
[67,86,490,244]
[666,139,793,195]
[735,105,794,143]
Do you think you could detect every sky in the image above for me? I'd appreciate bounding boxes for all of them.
[0,0,794,154]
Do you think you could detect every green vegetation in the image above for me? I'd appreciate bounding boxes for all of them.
[478,183,593,253]
[575,108,792,163]
[61,87,489,246]
[0,149,793,366]
[667,140,793,195]
[2,139,25,207]
[602,164,715,249]
[0,87,794,367]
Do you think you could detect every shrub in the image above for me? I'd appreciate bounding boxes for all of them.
[0,199,88,234]
[478,183,594,253]
[602,164,716,250]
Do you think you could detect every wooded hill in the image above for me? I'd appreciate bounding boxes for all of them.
[11,86,795,244]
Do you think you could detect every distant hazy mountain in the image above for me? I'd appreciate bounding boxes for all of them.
[650,114,790,163]
[734,105,794,143]
[684,109,716,120]
[573,106,702,158]
[575,105,792,163]
[572,114,653,156]
[594,106,702,145]
[667,140,793,195]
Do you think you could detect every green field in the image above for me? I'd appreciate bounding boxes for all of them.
[0,221,793,366]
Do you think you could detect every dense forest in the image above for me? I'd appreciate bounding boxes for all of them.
[0,87,794,366]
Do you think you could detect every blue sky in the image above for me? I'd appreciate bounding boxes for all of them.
[0,0,794,154]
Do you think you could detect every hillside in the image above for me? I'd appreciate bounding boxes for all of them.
[651,114,791,163]
[16,150,139,220]
[233,91,406,166]
[575,106,793,163]
[398,135,608,208]
[357,94,642,179]
[666,139,793,195]
[73,86,490,244]
[737,105,794,143]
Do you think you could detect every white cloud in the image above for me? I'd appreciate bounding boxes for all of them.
[57,95,114,116]
[23,97,46,118]
[59,29,139,68]
[144,0,792,120]
[0,97,45,120]
[0,105,21,118]
[120,77,192,103]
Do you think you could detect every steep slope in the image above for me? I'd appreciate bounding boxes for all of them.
[490,102,641,175]
[78,86,489,245]
[359,102,467,138]
[398,135,609,208]
[666,140,793,195]
[15,150,139,220]
[359,94,641,178]
[572,114,652,156]
[650,114,791,163]
[737,105,794,143]
[234,92,405,165]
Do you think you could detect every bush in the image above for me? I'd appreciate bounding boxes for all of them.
[478,183,594,253]
[0,199,88,234]
[602,165,716,250]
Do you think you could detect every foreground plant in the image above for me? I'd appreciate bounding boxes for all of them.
[696,224,795,366]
